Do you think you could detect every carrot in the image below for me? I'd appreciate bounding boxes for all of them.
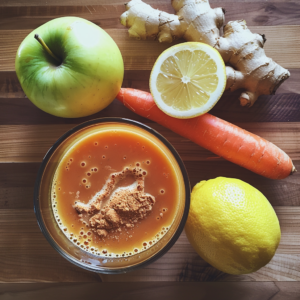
[116,88,295,179]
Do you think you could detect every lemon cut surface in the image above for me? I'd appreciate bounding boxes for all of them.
[150,42,226,119]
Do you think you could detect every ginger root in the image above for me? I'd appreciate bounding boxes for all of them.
[120,0,290,107]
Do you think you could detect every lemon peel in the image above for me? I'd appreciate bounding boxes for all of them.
[185,177,281,275]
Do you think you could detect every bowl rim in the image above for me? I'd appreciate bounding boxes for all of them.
[34,117,190,274]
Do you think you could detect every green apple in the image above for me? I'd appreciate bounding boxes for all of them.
[15,17,124,118]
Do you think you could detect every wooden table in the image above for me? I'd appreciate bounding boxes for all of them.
[0,0,300,298]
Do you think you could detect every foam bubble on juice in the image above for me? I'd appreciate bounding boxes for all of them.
[51,173,172,258]
[51,127,179,259]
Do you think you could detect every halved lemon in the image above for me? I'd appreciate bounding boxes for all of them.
[150,42,226,119]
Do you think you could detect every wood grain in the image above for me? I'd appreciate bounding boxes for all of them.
[219,2,300,26]
[0,0,162,6]
[1,282,300,300]
[0,92,300,125]
[1,67,300,126]
[1,161,299,210]
[0,122,299,163]
[0,163,39,210]
[0,212,100,283]
[0,207,299,282]
[0,0,298,6]
[184,160,300,206]
[1,3,299,30]
[0,0,300,288]
[1,68,300,98]
[1,29,173,72]
[1,26,299,71]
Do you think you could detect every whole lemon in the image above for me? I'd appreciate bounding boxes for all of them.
[185,177,281,275]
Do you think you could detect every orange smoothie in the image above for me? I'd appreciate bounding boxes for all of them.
[51,124,181,257]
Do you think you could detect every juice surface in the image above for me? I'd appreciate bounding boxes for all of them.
[52,125,180,257]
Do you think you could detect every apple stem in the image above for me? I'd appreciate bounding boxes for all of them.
[34,34,61,64]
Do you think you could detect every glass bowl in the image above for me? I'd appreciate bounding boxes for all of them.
[34,118,190,274]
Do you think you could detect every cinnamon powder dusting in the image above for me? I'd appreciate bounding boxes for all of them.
[74,166,155,239]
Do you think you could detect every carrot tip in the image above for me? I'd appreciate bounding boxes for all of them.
[291,164,297,175]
